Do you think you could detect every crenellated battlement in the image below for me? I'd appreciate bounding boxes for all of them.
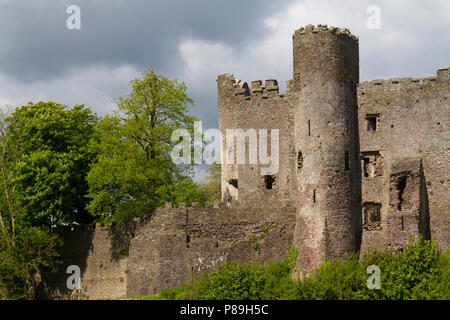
[164,201,213,208]
[222,75,288,101]
[358,67,449,93]
[293,24,359,42]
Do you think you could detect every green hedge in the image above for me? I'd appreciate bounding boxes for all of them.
[132,237,449,300]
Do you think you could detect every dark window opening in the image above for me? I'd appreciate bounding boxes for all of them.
[228,179,238,189]
[308,120,311,136]
[401,216,404,230]
[313,190,316,203]
[366,114,379,132]
[361,151,383,178]
[186,235,191,248]
[363,202,382,230]
[363,157,370,177]
[396,175,407,211]
[264,175,275,189]
[345,151,350,170]
[297,151,303,170]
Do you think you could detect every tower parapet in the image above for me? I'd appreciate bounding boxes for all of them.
[217,73,296,207]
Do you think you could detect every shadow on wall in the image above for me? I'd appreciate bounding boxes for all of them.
[108,212,153,262]
[419,161,431,241]
[35,225,95,300]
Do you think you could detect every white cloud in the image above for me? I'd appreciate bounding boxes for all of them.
[0,64,140,115]
[178,0,450,93]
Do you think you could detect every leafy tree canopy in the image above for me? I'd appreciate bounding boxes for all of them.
[6,101,98,229]
[87,68,204,223]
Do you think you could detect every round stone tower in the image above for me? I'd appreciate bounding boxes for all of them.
[291,25,362,274]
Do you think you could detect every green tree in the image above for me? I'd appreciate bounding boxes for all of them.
[6,101,98,228]
[197,163,221,206]
[87,68,200,223]
[0,105,75,299]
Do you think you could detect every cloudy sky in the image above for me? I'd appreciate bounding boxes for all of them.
[0,0,449,138]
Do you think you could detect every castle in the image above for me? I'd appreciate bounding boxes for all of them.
[38,25,449,299]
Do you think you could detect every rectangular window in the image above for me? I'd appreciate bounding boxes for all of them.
[366,114,380,132]
[264,175,275,189]
[363,202,382,230]
[361,151,383,178]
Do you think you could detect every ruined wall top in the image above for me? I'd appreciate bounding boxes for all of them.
[292,24,359,42]
[358,67,449,92]
[217,73,289,101]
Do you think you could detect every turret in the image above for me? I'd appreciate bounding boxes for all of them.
[291,25,362,274]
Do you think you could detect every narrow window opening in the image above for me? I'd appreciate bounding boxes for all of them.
[264,175,275,189]
[313,190,316,203]
[345,151,350,170]
[297,151,303,170]
[363,157,370,177]
[396,175,407,211]
[186,235,191,248]
[228,179,238,189]
[308,120,311,136]
[401,216,404,230]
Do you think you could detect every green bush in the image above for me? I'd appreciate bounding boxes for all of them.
[292,254,365,300]
[133,237,449,300]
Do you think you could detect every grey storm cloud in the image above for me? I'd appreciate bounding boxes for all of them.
[0,0,277,82]
[0,0,448,134]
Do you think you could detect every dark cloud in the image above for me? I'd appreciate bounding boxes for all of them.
[0,0,448,134]
[0,0,277,82]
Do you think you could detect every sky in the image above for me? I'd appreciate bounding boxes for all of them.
[0,0,449,177]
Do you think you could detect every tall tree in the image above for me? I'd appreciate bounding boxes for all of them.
[87,69,200,223]
[0,105,68,299]
[6,102,98,228]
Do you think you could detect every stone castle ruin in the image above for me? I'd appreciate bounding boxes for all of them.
[37,25,449,299]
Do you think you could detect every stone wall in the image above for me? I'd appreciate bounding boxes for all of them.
[36,224,132,300]
[217,75,296,208]
[38,203,296,299]
[358,67,449,251]
[387,158,429,250]
[126,202,296,297]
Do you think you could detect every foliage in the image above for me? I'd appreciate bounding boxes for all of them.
[197,163,221,207]
[0,227,62,299]
[158,247,298,300]
[86,68,204,223]
[5,101,98,228]
[132,237,449,300]
[0,102,96,299]
[355,236,447,300]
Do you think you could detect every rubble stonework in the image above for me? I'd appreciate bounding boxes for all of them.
[39,25,449,299]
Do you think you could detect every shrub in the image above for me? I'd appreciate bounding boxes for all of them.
[134,238,449,300]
